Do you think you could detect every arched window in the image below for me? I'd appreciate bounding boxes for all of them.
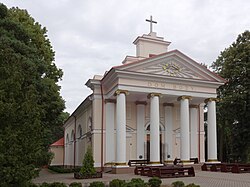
[77,125,82,138]
[70,130,74,142]
[88,117,92,131]
[66,134,69,144]
[145,123,165,132]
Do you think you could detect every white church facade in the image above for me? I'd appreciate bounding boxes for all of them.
[60,20,225,170]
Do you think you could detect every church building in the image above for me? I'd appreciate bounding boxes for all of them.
[59,17,225,171]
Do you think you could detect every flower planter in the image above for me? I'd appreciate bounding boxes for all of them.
[74,172,102,179]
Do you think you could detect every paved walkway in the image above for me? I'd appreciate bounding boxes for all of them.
[33,169,250,187]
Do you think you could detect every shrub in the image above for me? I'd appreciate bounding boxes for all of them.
[80,146,96,175]
[40,182,50,187]
[148,177,162,187]
[124,178,147,187]
[109,179,126,187]
[39,182,67,187]
[89,181,105,187]
[27,183,39,187]
[185,183,200,187]
[172,181,185,187]
[48,182,67,187]
[69,182,82,187]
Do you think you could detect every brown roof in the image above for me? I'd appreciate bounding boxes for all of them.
[50,138,64,147]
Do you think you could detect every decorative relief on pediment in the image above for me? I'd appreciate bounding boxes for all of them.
[138,60,201,79]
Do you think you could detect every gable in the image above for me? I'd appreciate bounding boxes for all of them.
[116,50,225,83]
[136,59,202,79]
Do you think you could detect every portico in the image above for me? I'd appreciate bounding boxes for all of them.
[105,84,220,167]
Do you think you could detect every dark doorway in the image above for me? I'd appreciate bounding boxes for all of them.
[146,134,162,162]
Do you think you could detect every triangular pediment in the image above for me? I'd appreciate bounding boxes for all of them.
[116,50,225,83]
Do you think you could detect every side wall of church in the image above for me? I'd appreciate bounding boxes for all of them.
[64,118,75,166]
[75,104,92,166]
[64,101,92,167]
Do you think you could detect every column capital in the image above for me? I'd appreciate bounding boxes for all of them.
[147,93,162,99]
[114,89,129,96]
[204,98,219,103]
[163,103,174,107]
[135,101,147,105]
[105,99,116,104]
[177,95,192,101]
[189,104,198,108]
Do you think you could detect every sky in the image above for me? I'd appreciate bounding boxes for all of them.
[2,0,250,114]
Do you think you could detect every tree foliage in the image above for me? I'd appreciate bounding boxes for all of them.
[211,30,250,162]
[0,3,66,186]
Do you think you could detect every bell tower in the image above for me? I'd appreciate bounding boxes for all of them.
[133,16,171,58]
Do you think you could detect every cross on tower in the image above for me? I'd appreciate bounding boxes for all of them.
[146,15,157,33]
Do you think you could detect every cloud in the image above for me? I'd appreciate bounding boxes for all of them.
[2,0,250,113]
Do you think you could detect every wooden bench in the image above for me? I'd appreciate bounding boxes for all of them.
[134,166,144,175]
[155,166,195,178]
[128,159,149,167]
[141,166,161,176]
[210,163,222,172]
[201,163,220,171]
[173,158,182,165]
[220,163,236,172]
[232,164,250,173]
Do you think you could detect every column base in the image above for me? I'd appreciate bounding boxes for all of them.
[206,159,221,164]
[148,161,163,166]
[181,160,194,165]
[164,160,174,164]
[112,162,128,168]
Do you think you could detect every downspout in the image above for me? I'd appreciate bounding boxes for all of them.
[74,116,76,168]
[198,104,201,163]
[100,82,104,172]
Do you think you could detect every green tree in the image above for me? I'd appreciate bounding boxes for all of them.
[211,30,250,162]
[0,3,66,186]
[80,146,96,175]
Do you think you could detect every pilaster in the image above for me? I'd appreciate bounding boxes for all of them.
[136,101,147,159]
[163,103,174,163]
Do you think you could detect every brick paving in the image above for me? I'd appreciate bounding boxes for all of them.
[33,169,250,187]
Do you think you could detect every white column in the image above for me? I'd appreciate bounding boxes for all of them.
[105,100,115,163]
[136,101,146,159]
[178,96,192,162]
[148,93,161,164]
[115,90,128,165]
[190,105,198,159]
[164,103,174,163]
[199,103,206,163]
[206,98,218,162]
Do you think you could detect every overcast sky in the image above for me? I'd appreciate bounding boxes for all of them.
[2,0,250,113]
